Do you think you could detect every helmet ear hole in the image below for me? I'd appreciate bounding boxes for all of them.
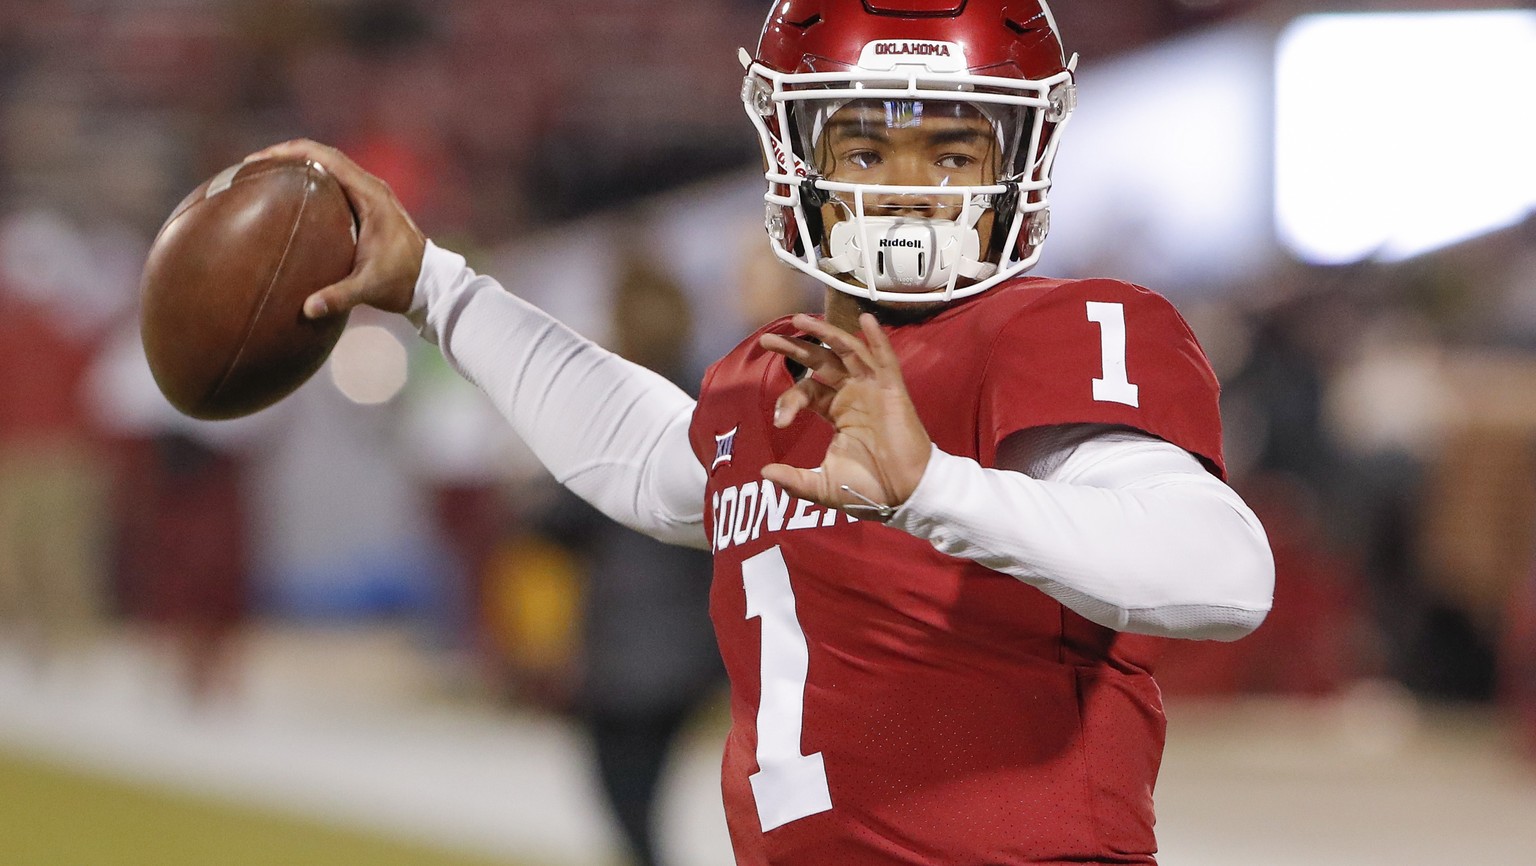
[798,179,828,252]
[989,184,1019,256]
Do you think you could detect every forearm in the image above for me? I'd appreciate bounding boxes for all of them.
[889,432,1274,640]
[411,242,708,548]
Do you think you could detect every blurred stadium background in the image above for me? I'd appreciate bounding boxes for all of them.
[2,0,1535,864]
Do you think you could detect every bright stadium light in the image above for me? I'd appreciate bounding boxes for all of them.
[1041,24,1273,291]
[329,325,409,405]
[1275,10,1536,264]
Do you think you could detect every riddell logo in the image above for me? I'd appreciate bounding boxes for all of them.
[879,238,922,248]
[874,42,951,57]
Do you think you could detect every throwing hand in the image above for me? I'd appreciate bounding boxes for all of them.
[758,313,932,520]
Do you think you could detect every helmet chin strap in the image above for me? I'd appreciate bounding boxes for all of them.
[818,211,998,296]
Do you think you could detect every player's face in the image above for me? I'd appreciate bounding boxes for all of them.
[811,100,1001,222]
[805,100,1003,307]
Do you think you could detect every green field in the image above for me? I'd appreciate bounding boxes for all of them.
[0,749,538,866]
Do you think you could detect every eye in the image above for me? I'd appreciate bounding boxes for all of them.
[844,150,881,170]
[937,154,976,170]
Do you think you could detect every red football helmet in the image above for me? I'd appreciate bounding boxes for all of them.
[741,0,1076,303]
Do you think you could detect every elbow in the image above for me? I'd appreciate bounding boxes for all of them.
[1125,600,1270,642]
[1133,536,1275,642]
[1193,604,1270,642]
[1171,540,1275,642]
[1188,502,1276,641]
[1227,531,1277,639]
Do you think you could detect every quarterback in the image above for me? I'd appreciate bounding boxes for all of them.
[251,1,1274,863]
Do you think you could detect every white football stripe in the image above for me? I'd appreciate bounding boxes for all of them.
[205,162,242,198]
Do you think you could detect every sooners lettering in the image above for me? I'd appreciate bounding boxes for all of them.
[711,479,856,552]
[874,42,952,57]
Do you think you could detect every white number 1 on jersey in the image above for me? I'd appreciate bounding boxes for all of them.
[742,546,833,831]
[1086,301,1140,407]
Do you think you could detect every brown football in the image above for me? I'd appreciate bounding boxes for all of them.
[140,157,356,420]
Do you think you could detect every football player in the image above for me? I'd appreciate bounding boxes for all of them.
[250,1,1274,862]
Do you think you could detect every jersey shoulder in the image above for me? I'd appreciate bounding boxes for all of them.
[689,316,801,467]
[945,274,1188,330]
[696,315,801,406]
[953,276,1226,476]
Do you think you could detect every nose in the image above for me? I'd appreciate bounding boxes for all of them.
[867,195,937,216]
[863,160,942,217]
[865,188,960,221]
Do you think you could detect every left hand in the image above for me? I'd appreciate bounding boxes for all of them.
[242,139,425,319]
[758,313,932,520]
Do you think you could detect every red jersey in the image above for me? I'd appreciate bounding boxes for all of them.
[688,277,1224,865]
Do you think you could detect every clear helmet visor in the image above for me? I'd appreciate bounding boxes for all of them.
[793,96,1032,201]
[786,96,1036,295]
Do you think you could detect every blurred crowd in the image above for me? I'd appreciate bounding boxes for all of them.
[0,1,1534,862]
[0,0,764,649]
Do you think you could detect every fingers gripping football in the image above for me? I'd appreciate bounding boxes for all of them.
[243,139,425,319]
[758,314,932,519]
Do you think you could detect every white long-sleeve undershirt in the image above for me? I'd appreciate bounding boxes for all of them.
[411,242,708,548]
[412,242,1273,640]
[890,429,1273,640]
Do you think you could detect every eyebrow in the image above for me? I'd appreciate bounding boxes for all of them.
[824,119,889,143]
[925,128,991,147]
[824,120,990,149]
